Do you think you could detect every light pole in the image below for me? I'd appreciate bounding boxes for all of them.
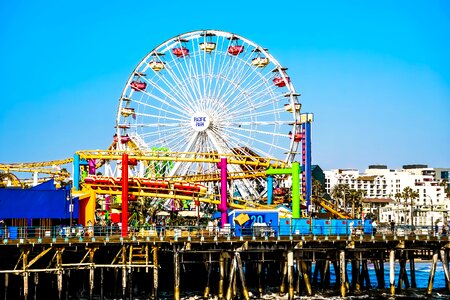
[67,193,73,236]
[410,197,414,230]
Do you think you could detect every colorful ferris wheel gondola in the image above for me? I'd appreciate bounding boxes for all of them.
[200,31,216,53]
[227,35,244,55]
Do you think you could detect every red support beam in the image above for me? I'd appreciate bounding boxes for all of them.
[121,153,129,237]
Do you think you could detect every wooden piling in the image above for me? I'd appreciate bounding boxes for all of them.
[129,270,134,300]
[427,249,439,295]
[400,251,410,289]
[397,252,404,290]
[23,249,29,300]
[219,253,224,300]
[287,250,294,300]
[56,249,63,300]
[441,249,450,293]
[409,250,416,288]
[236,252,250,300]
[312,260,320,285]
[152,246,158,300]
[121,246,127,299]
[300,259,312,296]
[353,254,361,292]
[389,249,395,296]
[4,273,8,300]
[361,259,370,289]
[339,250,346,298]
[322,259,330,288]
[279,254,287,296]
[257,257,263,297]
[100,268,104,300]
[203,253,212,298]
[379,255,385,288]
[174,249,180,300]
[89,248,95,300]
[296,258,302,295]
[33,272,38,300]
[226,255,237,300]
[374,256,385,289]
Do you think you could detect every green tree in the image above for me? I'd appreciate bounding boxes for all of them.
[312,179,325,199]
[331,184,350,213]
[348,189,365,219]
[401,187,419,226]
[440,179,450,198]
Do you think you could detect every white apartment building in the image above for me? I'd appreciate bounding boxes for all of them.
[324,165,449,226]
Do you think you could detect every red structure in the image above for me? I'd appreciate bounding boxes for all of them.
[273,77,290,87]
[172,47,189,57]
[228,45,244,55]
[130,81,147,91]
[121,153,129,237]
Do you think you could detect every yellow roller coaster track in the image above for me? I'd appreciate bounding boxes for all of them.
[0,173,23,187]
[0,158,73,169]
[76,150,288,169]
[312,197,350,219]
[0,158,73,181]
[80,182,275,211]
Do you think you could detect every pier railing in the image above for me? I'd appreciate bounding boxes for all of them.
[0,224,445,243]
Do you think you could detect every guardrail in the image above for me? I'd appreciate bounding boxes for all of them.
[0,224,445,242]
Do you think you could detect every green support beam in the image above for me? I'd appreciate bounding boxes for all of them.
[266,162,302,218]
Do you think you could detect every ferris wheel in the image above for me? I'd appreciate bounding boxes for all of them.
[116,30,302,199]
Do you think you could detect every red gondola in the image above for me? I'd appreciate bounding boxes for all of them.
[120,135,130,143]
[273,77,290,87]
[288,131,302,142]
[130,81,147,91]
[228,45,244,56]
[172,47,189,57]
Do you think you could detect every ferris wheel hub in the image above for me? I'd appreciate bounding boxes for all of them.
[191,112,211,132]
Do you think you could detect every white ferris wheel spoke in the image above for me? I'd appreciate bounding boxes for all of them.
[116,30,301,198]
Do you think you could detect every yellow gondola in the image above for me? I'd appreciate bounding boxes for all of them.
[149,61,165,71]
[200,42,216,53]
[252,57,269,68]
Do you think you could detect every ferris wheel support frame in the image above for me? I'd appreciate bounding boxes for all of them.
[121,153,129,237]
[266,162,301,218]
[217,157,228,227]
[301,114,313,214]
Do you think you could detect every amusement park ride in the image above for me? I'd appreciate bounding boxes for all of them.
[0,30,348,237]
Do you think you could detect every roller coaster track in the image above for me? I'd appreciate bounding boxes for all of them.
[80,182,274,210]
[0,159,73,182]
[0,173,23,187]
[0,158,73,169]
[312,197,350,219]
[76,150,288,169]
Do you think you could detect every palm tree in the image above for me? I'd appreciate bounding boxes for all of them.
[394,192,402,202]
[312,179,325,199]
[348,189,365,219]
[331,184,350,213]
[401,187,419,227]
[440,179,450,198]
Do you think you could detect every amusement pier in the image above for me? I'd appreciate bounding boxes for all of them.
[1,30,449,299]
[1,228,450,299]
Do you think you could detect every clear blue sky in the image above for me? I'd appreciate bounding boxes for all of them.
[1,0,449,171]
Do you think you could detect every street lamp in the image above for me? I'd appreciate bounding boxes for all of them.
[67,193,73,236]
[410,197,414,230]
